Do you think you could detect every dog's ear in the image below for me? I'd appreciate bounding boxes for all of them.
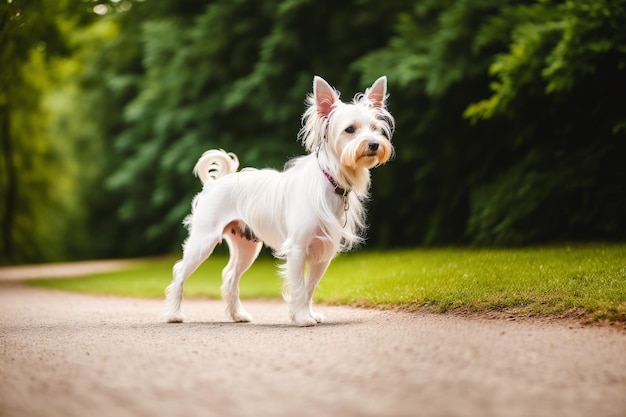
[365,76,387,108]
[313,76,338,117]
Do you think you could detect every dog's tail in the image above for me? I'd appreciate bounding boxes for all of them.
[193,149,240,184]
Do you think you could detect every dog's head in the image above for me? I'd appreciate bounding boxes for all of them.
[300,76,395,172]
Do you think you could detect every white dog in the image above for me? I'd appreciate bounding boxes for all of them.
[164,76,394,326]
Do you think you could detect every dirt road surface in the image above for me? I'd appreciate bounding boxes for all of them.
[1,282,625,417]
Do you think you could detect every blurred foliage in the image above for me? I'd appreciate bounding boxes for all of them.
[463,0,626,244]
[356,0,626,246]
[1,0,625,264]
[0,0,97,264]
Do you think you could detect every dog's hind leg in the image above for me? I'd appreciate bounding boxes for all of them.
[221,228,262,322]
[164,233,219,323]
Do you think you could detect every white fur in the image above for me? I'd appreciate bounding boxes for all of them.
[164,76,394,326]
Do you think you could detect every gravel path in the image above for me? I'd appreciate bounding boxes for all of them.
[1,282,625,417]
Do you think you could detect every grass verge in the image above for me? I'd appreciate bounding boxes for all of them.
[26,244,626,322]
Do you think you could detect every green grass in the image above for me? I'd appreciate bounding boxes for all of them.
[28,255,283,299]
[27,244,626,321]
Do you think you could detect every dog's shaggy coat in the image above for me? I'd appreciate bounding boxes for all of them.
[164,76,394,326]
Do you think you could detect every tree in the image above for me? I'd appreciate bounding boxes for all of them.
[0,0,93,264]
[463,0,626,244]
[356,0,626,245]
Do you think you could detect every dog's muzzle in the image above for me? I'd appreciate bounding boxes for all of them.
[366,141,380,156]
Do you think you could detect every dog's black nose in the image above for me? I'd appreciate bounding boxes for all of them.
[368,142,379,151]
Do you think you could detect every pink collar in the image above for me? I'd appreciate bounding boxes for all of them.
[322,169,350,197]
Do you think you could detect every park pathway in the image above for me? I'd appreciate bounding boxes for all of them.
[0,264,625,417]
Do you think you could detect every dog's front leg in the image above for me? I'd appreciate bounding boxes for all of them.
[283,248,317,327]
[306,260,331,323]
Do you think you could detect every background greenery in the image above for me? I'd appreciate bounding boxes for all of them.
[2,0,625,264]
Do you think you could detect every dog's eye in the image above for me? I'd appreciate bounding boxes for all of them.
[344,126,355,134]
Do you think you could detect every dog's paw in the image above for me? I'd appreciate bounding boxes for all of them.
[232,310,253,323]
[165,312,185,323]
[227,304,253,323]
[311,310,325,323]
[293,310,317,327]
